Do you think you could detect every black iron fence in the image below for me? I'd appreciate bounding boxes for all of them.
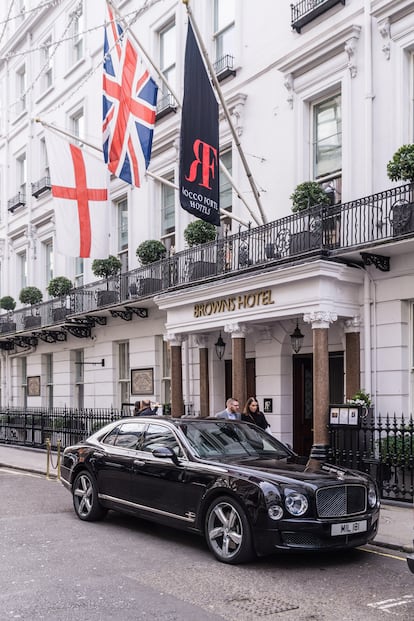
[1,407,413,502]
[328,413,414,504]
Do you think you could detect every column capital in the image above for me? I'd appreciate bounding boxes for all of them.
[344,315,362,333]
[304,311,337,329]
[164,332,187,347]
[194,333,209,348]
[224,322,248,339]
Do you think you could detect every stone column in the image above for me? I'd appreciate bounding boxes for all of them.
[224,322,247,409]
[195,334,210,418]
[304,311,337,463]
[344,316,361,401]
[165,333,187,418]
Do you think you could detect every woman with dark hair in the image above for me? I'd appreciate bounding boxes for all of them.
[242,397,270,431]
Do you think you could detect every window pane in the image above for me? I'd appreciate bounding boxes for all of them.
[118,198,128,251]
[313,95,342,178]
[220,150,232,211]
[215,0,236,31]
[161,179,175,235]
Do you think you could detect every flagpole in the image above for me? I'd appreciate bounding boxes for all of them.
[182,0,267,226]
[35,118,249,227]
[106,0,181,108]
[106,0,260,227]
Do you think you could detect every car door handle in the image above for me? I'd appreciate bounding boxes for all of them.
[133,459,145,467]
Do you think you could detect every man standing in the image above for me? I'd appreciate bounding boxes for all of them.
[215,398,241,420]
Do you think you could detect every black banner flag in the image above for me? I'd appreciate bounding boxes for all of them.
[179,21,220,226]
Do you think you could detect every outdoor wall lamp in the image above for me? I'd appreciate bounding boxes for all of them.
[290,320,304,354]
[214,332,226,360]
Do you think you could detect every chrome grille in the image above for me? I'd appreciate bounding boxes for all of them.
[316,485,366,518]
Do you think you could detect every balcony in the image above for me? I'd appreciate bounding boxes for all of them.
[0,182,413,341]
[31,176,51,198]
[213,55,236,82]
[7,192,26,212]
[156,93,177,121]
[291,0,346,33]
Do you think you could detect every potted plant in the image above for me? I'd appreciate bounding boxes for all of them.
[47,276,72,321]
[183,220,217,280]
[347,389,373,422]
[387,144,414,235]
[19,286,43,328]
[92,255,122,307]
[289,181,333,253]
[0,295,16,333]
[135,240,167,295]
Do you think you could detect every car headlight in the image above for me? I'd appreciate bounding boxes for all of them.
[268,504,284,520]
[368,483,377,508]
[285,492,308,516]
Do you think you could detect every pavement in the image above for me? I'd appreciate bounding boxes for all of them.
[0,444,412,554]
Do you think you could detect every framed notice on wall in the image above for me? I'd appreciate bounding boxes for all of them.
[27,376,41,397]
[131,368,154,395]
[329,404,361,427]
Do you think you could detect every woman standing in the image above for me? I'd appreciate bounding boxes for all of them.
[241,397,270,431]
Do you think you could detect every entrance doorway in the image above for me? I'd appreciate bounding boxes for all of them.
[224,358,256,407]
[292,352,343,456]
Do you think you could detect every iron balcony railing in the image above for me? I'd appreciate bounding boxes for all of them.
[31,176,51,198]
[7,191,26,212]
[291,0,345,33]
[1,182,414,337]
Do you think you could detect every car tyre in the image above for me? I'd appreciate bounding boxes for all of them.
[205,495,254,564]
[72,470,107,521]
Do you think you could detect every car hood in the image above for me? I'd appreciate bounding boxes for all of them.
[207,455,370,487]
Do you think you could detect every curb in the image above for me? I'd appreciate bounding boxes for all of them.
[0,462,58,479]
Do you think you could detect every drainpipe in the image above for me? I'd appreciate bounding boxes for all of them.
[364,0,374,194]
[363,271,372,399]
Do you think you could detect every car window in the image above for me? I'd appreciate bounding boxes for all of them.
[140,423,183,457]
[102,422,145,449]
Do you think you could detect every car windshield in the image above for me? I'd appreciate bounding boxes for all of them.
[180,421,292,460]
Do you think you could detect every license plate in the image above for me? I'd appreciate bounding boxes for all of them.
[331,520,367,536]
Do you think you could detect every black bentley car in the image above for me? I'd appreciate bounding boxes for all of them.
[61,417,380,564]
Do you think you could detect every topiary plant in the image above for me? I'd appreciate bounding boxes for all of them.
[92,255,122,290]
[47,276,73,298]
[136,240,167,265]
[0,295,16,313]
[387,144,414,183]
[290,181,331,213]
[19,286,43,313]
[184,220,217,247]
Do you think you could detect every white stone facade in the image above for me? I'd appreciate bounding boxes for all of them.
[0,1,413,449]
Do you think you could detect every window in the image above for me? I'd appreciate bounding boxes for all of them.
[70,108,84,145]
[21,357,27,409]
[74,257,84,287]
[75,349,84,409]
[44,353,53,408]
[44,240,53,287]
[118,342,130,408]
[213,0,235,61]
[313,94,342,180]
[69,2,84,65]
[103,422,146,449]
[220,150,232,232]
[17,153,27,199]
[17,251,27,290]
[141,423,182,456]
[40,137,49,178]
[160,21,176,99]
[41,36,53,91]
[16,65,26,115]
[161,176,175,251]
[162,339,171,407]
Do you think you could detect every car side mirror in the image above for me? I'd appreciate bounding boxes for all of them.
[152,446,179,465]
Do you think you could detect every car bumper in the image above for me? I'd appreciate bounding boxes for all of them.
[253,510,380,556]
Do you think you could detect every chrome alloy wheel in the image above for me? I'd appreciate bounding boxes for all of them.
[74,473,94,517]
[206,497,253,563]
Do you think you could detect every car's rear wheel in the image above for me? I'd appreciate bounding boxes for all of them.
[72,470,107,521]
[205,495,254,564]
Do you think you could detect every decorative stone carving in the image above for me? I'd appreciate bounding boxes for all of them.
[344,316,362,333]
[194,334,209,348]
[304,311,337,329]
[344,34,360,78]
[164,332,187,347]
[224,322,248,339]
[284,73,294,109]
[378,18,391,60]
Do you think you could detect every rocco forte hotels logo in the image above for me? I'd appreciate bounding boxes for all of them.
[194,289,275,318]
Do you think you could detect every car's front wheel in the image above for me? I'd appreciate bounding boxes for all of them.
[205,495,254,564]
[72,470,107,521]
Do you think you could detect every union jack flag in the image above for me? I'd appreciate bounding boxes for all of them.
[103,4,158,186]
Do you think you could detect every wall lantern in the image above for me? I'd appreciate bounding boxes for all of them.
[214,331,226,360]
[290,320,304,354]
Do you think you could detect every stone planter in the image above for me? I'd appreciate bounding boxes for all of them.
[96,290,118,307]
[189,261,216,281]
[0,321,16,333]
[23,315,41,329]
[139,278,162,295]
[52,307,69,322]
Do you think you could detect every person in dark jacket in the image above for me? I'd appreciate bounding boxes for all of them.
[137,400,159,416]
[241,397,270,430]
